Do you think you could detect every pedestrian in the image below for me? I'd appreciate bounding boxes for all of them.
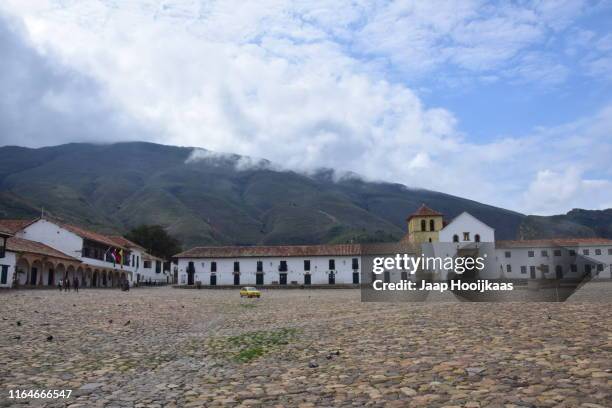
[74,277,79,292]
[58,279,62,292]
[64,278,70,292]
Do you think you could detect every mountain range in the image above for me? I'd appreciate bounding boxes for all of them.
[0,142,609,249]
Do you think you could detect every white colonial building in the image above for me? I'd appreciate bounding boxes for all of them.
[495,238,612,280]
[3,206,610,289]
[106,235,166,284]
[175,245,362,286]
[175,205,612,287]
[0,217,166,288]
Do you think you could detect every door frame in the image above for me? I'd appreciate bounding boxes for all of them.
[187,262,195,285]
[30,267,38,285]
[328,272,335,285]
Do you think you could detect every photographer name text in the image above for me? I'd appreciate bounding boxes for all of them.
[372,279,514,292]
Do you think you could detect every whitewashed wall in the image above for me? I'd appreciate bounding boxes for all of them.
[134,250,166,283]
[129,248,144,282]
[439,212,495,243]
[19,219,135,281]
[426,242,498,280]
[19,219,83,258]
[177,255,361,286]
[495,245,612,280]
[0,251,16,287]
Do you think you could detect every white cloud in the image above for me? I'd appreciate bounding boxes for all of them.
[186,148,277,172]
[0,0,610,215]
[523,168,612,214]
[0,12,150,147]
[503,52,570,86]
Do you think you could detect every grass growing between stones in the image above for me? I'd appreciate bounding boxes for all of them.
[239,303,257,309]
[208,328,299,363]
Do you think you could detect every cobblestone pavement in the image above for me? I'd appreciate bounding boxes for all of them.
[1,284,610,407]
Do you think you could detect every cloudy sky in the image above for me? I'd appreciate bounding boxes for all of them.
[1,0,611,215]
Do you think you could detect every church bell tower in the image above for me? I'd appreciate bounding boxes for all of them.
[404,204,444,244]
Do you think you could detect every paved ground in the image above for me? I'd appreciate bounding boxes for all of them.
[0,285,610,407]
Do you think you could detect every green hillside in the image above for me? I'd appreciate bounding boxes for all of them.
[519,209,612,240]
[0,141,540,248]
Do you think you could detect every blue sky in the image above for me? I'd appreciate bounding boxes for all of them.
[0,0,611,215]
[420,9,612,143]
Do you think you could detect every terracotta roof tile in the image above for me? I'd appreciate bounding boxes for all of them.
[107,235,163,260]
[497,238,612,248]
[0,219,37,234]
[175,244,363,258]
[360,242,420,255]
[407,204,443,221]
[0,225,13,237]
[142,253,163,261]
[0,218,126,249]
[54,222,126,249]
[106,235,146,251]
[6,237,80,261]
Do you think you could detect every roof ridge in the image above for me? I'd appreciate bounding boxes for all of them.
[499,237,612,243]
[407,204,443,221]
[49,220,127,249]
[106,235,145,249]
[175,244,363,258]
[0,218,39,233]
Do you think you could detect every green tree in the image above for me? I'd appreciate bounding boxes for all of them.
[126,225,182,260]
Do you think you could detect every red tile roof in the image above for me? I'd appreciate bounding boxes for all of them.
[497,238,612,248]
[54,222,126,249]
[360,242,421,255]
[0,218,128,249]
[175,244,363,258]
[0,225,13,237]
[0,219,37,234]
[106,235,146,251]
[6,237,80,261]
[407,204,443,221]
[142,252,163,261]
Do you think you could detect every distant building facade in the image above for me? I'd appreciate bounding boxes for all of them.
[495,239,612,281]
[175,204,612,286]
[0,217,167,288]
[175,245,362,286]
[2,207,610,289]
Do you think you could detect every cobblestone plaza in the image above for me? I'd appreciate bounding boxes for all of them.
[1,286,610,407]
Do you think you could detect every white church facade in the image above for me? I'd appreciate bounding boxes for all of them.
[439,212,495,244]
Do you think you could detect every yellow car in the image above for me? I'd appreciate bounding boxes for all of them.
[240,287,261,298]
